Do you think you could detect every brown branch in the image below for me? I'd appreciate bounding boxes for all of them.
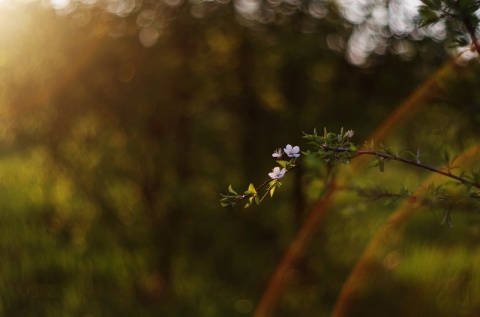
[321,147,480,189]
[463,15,480,54]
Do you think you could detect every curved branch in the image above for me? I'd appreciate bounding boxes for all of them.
[322,146,480,189]
[353,150,480,188]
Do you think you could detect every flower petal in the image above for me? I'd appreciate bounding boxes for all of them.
[284,144,300,157]
[268,166,286,179]
[272,148,283,158]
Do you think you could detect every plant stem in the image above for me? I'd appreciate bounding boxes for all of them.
[225,145,480,207]
[344,149,480,189]
[228,164,300,206]
[463,15,480,53]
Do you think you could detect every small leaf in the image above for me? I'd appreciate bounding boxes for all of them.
[399,184,410,196]
[383,198,394,207]
[270,184,276,197]
[366,160,379,169]
[459,0,480,13]
[453,36,470,47]
[244,196,255,208]
[228,185,238,195]
[420,0,441,9]
[248,183,257,194]
[441,208,453,228]
[418,5,440,27]
[277,160,288,168]
[378,158,385,173]
[443,150,450,164]
[381,144,395,156]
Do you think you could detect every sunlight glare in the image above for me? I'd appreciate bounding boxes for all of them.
[336,0,435,65]
[50,0,70,10]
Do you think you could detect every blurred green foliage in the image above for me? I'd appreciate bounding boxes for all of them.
[0,1,480,316]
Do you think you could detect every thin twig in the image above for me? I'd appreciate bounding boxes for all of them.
[323,147,480,189]
[227,164,300,206]
[226,145,480,207]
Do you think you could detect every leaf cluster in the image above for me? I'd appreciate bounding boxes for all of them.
[220,179,283,208]
[418,0,480,49]
[363,143,425,173]
[355,184,412,206]
[221,126,480,228]
[221,147,299,208]
[302,128,357,166]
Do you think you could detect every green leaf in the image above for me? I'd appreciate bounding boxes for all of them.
[399,184,410,196]
[418,5,441,27]
[450,36,470,47]
[270,184,276,197]
[380,144,395,156]
[383,198,394,207]
[378,158,385,173]
[443,150,450,163]
[420,0,441,9]
[459,0,480,13]
[243,183,257,195]
[277,160,288,168]
[441,208,453,228]
[228,185,238,195]
[245,196,255,208]
[366,159,379,169]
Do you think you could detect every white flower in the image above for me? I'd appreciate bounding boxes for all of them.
[272,148,283,158]
[345,129,354,139]
[284,144,300,158]
[268,167,286,179]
